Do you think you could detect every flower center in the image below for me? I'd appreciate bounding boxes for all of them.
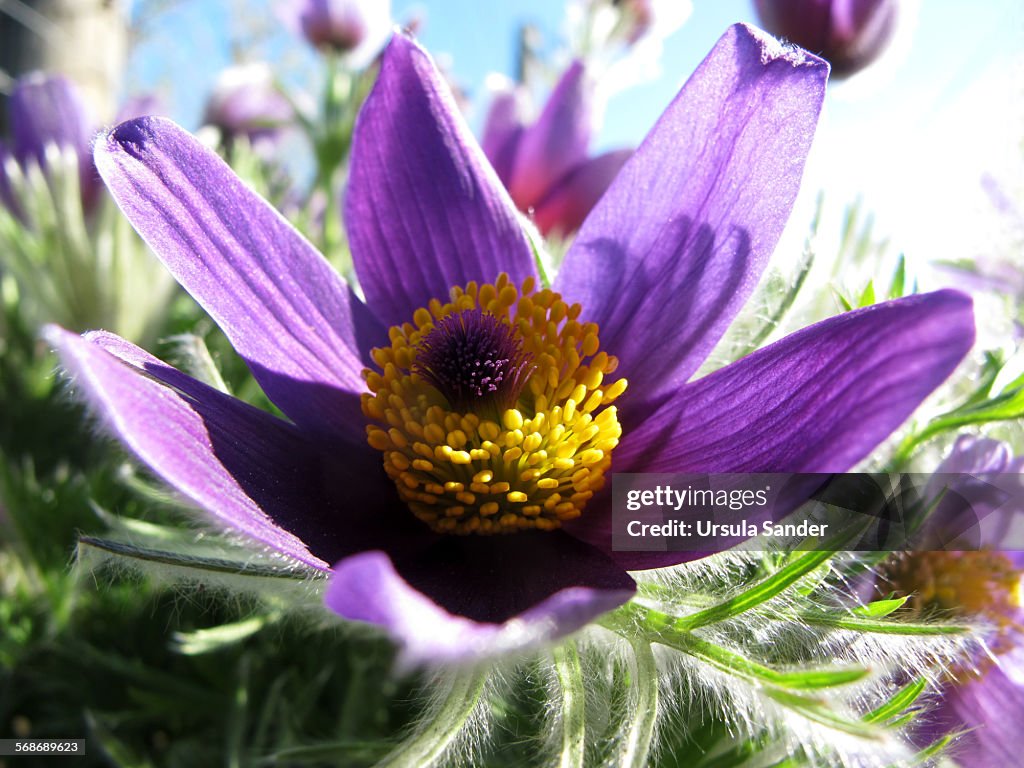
[361,273,627,535]
[413,309,533,415]
[884,551,1023,653]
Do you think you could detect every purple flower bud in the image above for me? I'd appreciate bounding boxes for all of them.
[4,73,102,213]
[279,0,391,61]
[202,64,293,145]
[753,0,898,79]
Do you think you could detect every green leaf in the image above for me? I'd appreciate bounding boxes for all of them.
[651,631,868,691]
[857,280,876,307]
[173,614,280,655]
[797,610,970,636]
[832,288,854,312]
[912,731,964,763]
[852,596,908,618]
[889,254,907,298]
[864,678,927,724]
[893,366,1024,462]
[656,548,835,631]
[77,536,313,581]
[764,689,880,739]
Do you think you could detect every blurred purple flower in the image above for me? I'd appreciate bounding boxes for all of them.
[753,0,898,79]
[481,62,631,237]
[884,437,1024,765]
[202,64,294,147]
[48,26,973,664]
[278,0,391,63]
[1,73,101,214]
[915,435,1024,550]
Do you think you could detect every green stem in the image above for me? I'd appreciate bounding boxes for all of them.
[796,611,970,636]
[376,669,486,768]
[618,639,658,768]
[602,610,866,690]
[552,643,586,768]
[660,548,836,632]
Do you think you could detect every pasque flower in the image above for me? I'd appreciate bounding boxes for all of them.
[753,0,898,79]
[482,61,631,237]
[202,63,294,147]
[47,25,974,663]
[278,0,391,63]
[886,436,1024,767]
[1,73,100,215]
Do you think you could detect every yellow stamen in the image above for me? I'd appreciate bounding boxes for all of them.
[361,273,627,534]
[885,550,1024,656]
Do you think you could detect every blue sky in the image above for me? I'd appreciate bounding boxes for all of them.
[129,0,1024,270]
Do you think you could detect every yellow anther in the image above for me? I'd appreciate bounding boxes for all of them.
[423,423,445,444]
[503,409,524,431]
[362,275,626,535]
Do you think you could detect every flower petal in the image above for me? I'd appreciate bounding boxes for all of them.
[345,34,535,329]
[94,116,383,442]
[10,74,93,166]
[532,149,632,236]
[47,327,415,570]
[568,290,975,569]
[555,23,827,412]
[480,85,525,186]
[324,532,635,664]
[507,61,592,211]
[10,73,102,211]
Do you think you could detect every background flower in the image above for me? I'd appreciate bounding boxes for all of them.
[753,0,900,79]
[481,61,631,237]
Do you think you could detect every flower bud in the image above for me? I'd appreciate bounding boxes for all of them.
[753,0,898,79]
[280,0,391,62]
[202,64,293,145]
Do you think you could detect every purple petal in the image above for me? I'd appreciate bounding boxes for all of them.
[10,73,102,211]
[94,116,384,442]
[532,149,632,236]
[555,23,827,415]
[927,646,1024,768]
[568,290,975,569]
[507,61,592,211]
[324,532,635,663]
[480,86,525,186]
[345,34,535,329]
[48,327,421,569]
[10,74,93,167]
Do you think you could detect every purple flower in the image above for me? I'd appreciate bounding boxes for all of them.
[278,0,391,62]
[481,63,631,237]
[1,73,101,214]
[883,437,1024,765]
[916,435,1024,550]
[202,64,294,147]
[924,645,1024,768]
[753,0,898,79]
[47,25,974,664]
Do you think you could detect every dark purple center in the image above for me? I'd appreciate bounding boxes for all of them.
[414,309,533,412]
